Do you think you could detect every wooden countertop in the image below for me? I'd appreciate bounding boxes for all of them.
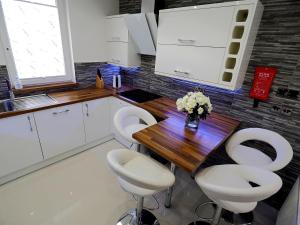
[0,87,115,119]
[0,86,240,173]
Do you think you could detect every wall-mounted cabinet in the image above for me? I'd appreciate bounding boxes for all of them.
[155,0,264,90]
[105,15,140,67]
[156,45,225,84]
[157,6,234,48]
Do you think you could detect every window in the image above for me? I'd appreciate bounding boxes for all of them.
[0,0,75,86]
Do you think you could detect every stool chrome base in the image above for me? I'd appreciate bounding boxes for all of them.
[222,210,254,225]
[117,208,159,225]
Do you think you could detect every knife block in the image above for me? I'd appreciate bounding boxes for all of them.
[96,76,104,89]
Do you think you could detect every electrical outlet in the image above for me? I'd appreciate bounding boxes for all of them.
[281,108,292,116]
[271,105,281,112]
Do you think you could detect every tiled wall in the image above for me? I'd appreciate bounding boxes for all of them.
[119,0,300,208]
[0,66,9,100]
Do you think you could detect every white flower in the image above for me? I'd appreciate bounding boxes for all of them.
[188,108,193,114]
[176,98,184,111]
[198,107,204,115]
[187,98,197,109]
[176,90,213,116]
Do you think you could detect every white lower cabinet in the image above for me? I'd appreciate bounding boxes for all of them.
[0,96,141,181]
[110,97,139,148]
[83,98,111,143]
[0,113,43,177]
[34,103,86,159]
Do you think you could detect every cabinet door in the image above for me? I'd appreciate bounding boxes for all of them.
[0,113,43,177]
[105,16,128,42]
[83,98,111,143]
[155,44,225,84]
[110,98,139,148]
[34,103,85,159]
[157,6,234,47]
[106,42,128,66]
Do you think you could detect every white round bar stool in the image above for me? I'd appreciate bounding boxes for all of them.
[114,106,157,151]
[189,164,282,225]
[107,149,175,225]
[226,128,293,171]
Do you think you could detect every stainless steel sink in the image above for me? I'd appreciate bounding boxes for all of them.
[0,94,57,113]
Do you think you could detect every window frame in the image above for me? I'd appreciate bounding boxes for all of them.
[0,0,75,87]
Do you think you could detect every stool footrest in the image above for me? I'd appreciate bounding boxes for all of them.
[117,208,159,225]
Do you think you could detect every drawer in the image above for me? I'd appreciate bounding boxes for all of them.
[155,44,226,84]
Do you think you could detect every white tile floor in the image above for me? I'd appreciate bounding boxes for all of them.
[0,140,277,225]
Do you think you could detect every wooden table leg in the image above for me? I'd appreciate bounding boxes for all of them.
[165,162,176,208]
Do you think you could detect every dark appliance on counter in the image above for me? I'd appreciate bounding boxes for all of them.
[118,89,162,103]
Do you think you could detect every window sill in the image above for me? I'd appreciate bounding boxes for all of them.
[13,82,79,94]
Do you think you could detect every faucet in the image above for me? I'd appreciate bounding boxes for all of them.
[5,79,15,101]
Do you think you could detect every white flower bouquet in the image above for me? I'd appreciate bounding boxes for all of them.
[176,91,213,123]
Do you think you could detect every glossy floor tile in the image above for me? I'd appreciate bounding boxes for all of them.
[0,140,277,225]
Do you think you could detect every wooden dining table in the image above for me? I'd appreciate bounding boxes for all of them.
[129,96,240,207]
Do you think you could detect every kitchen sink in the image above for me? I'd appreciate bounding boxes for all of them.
[0,94,57,113]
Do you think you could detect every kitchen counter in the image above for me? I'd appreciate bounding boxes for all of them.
[0,87,116,119]
[0,86,240,173]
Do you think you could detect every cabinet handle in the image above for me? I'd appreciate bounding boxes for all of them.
[27,116,33,132]
[178,38,195,43]
[174,70,190,76]
[85,103,89,117]
[52,109,70,115]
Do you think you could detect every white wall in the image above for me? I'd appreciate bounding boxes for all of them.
[68,0,119,63]
[0,0,119,65]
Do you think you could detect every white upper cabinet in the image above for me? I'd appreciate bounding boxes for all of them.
[155,0,264,90]
[83,98,111,143]
[105,15,129,42]
[0,113,43,177]
[157,6,234,47]
[105,15,141,67]
[34,103,86,159]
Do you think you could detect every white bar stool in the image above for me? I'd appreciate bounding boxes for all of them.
[189,164,282,225]
[114,106,157,151]
[107,149,175,225]
[226,128,293,171]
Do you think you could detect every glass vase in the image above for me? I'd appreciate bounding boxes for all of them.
[185,113,200,129]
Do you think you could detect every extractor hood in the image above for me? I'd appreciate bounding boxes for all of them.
[124,0,164,56]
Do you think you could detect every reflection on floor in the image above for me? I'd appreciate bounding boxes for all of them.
[0,140,278,225]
